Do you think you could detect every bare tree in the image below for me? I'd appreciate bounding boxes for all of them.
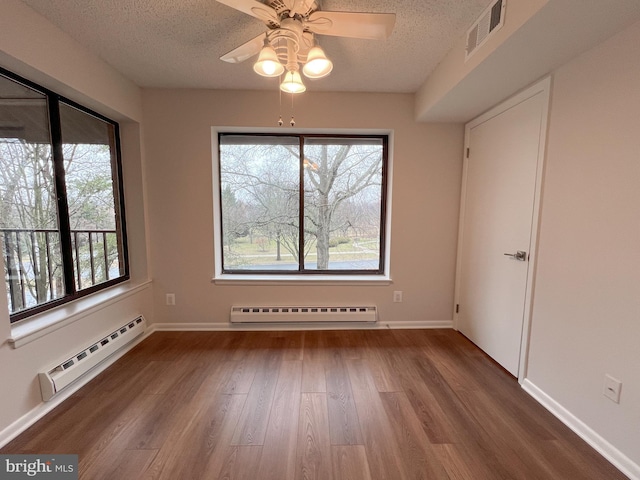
[303,143,382,269]
[220,143,304,266]
[1,140,60,308]
[1,138,119,311]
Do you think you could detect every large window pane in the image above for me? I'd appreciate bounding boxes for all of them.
[1,68,129,322]
[219,135,300,271]
[218,133,387,275]
[0,75,65,314]
[303,137,384,271]
[59,103,125,290]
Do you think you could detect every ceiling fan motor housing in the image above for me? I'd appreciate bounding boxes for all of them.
[268,0,319,18]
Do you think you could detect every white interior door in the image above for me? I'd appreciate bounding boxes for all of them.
[456,80,549,377]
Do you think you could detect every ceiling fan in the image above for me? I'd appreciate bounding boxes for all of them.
[216,0,396,93]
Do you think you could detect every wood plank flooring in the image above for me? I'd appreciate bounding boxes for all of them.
[2,329,628,479]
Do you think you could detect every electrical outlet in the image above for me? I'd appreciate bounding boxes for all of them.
[166,293,175,306]
[603,374,622,404]
[393,291,403,303]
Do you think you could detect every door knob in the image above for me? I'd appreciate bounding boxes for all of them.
[504,250,527,261]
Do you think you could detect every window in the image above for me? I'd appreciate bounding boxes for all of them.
[0,68,129,322]
[217,133,388,275]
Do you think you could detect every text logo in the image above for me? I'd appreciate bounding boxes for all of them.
[0,455,77,479]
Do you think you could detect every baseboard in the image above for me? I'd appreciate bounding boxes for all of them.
[150,320,453,332]
[0,328,154,450]
[522,379,639,480]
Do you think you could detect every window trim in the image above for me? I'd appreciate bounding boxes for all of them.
[212,127,393,281]
[1,66,130,323]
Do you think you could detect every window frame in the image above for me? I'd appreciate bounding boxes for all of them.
[1,66,130,323]
[215,131,390,278]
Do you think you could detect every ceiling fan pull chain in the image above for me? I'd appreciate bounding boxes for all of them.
[278,75,284,126]
[290,91,295,127]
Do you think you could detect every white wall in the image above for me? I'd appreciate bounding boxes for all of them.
[415,0,548,121]
[527,19,640,470]
[141,89,464,328]
[0,0,141,122]
[415,0,640,122]
[0,0,152,441]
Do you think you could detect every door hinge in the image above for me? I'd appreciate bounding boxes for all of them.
[456,304,460,313]
[466,148,470,158]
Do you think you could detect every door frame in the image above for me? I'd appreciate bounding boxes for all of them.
[453,76,552,383]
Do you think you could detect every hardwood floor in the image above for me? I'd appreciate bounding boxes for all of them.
[2,329,627,479]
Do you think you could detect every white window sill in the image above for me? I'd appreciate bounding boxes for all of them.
[213,274,392,286]
[9,280,152,349]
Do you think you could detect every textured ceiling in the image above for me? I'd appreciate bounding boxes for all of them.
[19,0,493,93]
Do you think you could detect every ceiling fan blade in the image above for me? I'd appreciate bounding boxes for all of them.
[220,33,265,63]
[216,0,279,24]
[306,11,396,40]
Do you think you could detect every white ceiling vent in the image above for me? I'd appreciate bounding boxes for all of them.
[465,0,507,61]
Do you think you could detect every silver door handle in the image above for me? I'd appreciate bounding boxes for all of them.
[504,251,527,261]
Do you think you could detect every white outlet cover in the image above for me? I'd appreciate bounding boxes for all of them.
[603,374,622,404]
[166,293,175,306]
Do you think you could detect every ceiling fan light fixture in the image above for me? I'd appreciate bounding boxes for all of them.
[253,44,284,77]
[302,45,333,79]
[218,1,396,123]
[280,69,306,94]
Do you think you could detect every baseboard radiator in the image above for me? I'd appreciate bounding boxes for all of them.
[230,306,377,324]
[38,316,146,401]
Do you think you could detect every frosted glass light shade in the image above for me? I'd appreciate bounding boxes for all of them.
[253,45,284,77]
[302,46,333,79]
[280,70,306,94]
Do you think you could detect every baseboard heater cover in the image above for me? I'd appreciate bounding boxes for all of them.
[38,316,146,401]
[230,306,377,324]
